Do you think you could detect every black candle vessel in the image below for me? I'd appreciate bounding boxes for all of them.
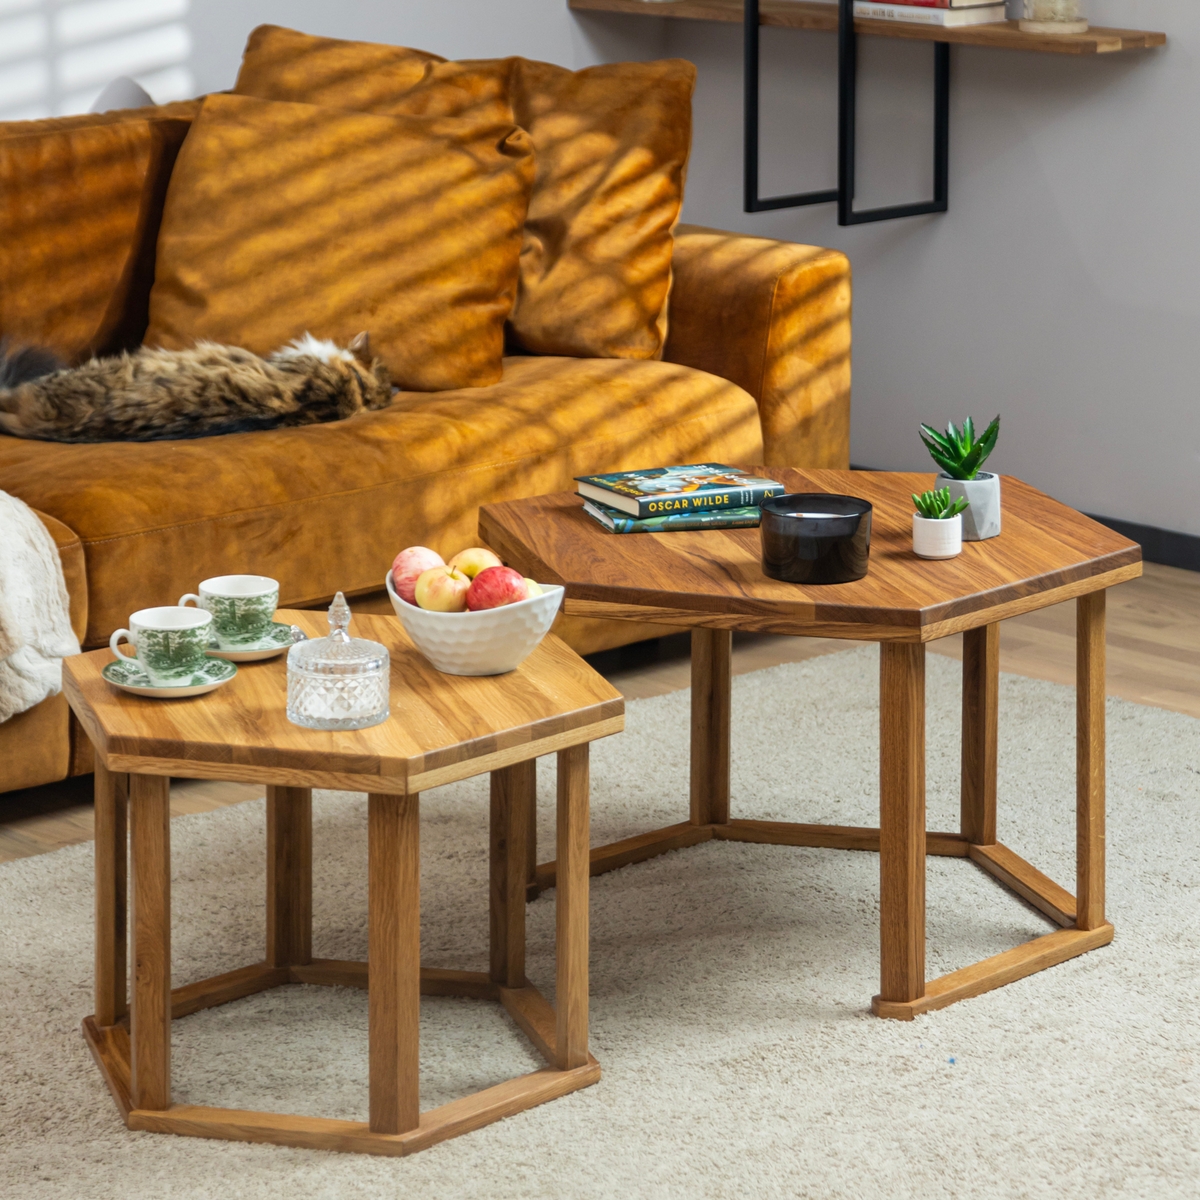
[759,493,872,584]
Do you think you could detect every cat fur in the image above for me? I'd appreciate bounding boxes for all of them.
[0,334,392,443]
[0,341,64,389]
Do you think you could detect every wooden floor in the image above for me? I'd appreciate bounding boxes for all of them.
[1,562,1195,865]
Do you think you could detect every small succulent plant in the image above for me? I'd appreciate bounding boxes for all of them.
[912,487,969,520]
[919,415,1000,481]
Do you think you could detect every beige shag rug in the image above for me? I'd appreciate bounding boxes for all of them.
[2,647,1198,1200]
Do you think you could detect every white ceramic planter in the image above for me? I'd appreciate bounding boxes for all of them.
[939,471,1001,541]
[913,513,963,560]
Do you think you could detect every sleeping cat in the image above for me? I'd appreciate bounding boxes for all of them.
[0,333,393,443]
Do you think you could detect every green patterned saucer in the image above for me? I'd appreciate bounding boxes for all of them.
[207,621,294,662]
[102,656,237,698]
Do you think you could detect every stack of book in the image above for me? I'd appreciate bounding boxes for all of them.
[852,0,1008,28]
[574,464,786,535]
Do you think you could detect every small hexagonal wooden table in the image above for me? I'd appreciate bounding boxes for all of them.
[480,468,1143,1020]
[63,610,623,1156]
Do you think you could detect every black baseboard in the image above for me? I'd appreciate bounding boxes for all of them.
[1083,514,1200,573]
[848,465,1197,572]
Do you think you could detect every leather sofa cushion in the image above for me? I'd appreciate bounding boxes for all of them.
[31,510,89,644]
[232,25,693,362]
[0,99,201,141]
[144,93,534,391]
[506,56,693,363]
[0,509,89,791]
[0,102,201,144]
[231,27,449,114]
[0,693,74,792]
[0,356,762,646]
[0,115,190,362]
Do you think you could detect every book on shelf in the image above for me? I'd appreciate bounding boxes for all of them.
[574,463,785,519]
[809,0,1003,3]
[853,2,1008,25]
[864,0,1007,8]
[815,0,1004,5]
[581,497,763,535]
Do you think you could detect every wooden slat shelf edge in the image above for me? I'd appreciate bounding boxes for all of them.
[124,1061,603,1157]
[85,968,599,1155]
[568,0,1165,55]
[968,841,1077,928]
[871,923,1114,1019]
[557,561,1141,643]
[88,714,626,795]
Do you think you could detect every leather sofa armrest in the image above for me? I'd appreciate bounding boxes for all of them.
[31,508,88,644]
[664,224,851,469]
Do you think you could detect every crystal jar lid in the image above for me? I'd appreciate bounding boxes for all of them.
[287,592,388,677]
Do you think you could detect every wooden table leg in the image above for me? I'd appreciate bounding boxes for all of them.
[525,631,722,892]
[130,773,171,1111]
[526,760,539,902]
[491,761,533,988]
[556,745,589,1070]
[879,643,926,1005]
[94,756,128,1027]
[266,786,312,968]
[691,628,731,827]
[368,792,420,1135]
[1077,592,1106,931]
[961,623,999,847]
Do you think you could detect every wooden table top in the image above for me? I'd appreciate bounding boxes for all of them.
[63,610,624,793]
[479,469,1142,642]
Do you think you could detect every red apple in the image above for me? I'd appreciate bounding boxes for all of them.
[414,565,470,612]
[391,546,444,605]
[467,566,529,611]
[447,546,503,579]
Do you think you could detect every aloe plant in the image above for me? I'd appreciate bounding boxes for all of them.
[919,415,1000,480]
[912,487,969,520]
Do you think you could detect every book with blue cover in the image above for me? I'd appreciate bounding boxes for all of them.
[581,497,763,534]
[574,464,784,519]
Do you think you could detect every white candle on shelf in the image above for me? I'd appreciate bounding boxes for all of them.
[1020,0,1088,34]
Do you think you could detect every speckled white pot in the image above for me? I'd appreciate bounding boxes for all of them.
[912,512,963,560]
[385,573,563,675]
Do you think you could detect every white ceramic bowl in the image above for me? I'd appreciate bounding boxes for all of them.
[384,572,563,676]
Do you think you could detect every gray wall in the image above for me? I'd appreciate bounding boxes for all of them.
[182,0,663,93]
[0,1,643,122]
[663,0,1198,536]
[5,0,1192,534]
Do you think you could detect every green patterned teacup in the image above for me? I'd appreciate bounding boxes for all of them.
[179,574,279,649]
[109,606,214,686]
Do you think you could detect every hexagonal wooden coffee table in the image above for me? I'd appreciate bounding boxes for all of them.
[64,610,623,1156]
[480,468,1143,1020]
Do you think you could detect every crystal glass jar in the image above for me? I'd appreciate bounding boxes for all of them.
[286,593,389,730]
[1020,0,1088,33]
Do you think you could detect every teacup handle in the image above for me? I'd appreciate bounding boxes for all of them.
[179,593,201,608]
[109,628,137,664]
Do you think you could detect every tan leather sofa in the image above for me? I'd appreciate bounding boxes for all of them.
[1,512,89,790]
[0,101,851,797]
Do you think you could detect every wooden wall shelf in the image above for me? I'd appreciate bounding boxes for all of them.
[569,0,1166,56]
[572,0,1166,221]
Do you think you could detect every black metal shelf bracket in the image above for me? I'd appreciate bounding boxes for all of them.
[743,0,951,224]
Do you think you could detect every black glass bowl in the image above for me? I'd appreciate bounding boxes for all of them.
[759,493,872,584]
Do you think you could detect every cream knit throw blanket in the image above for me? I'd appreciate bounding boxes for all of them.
[0,492,80,722]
